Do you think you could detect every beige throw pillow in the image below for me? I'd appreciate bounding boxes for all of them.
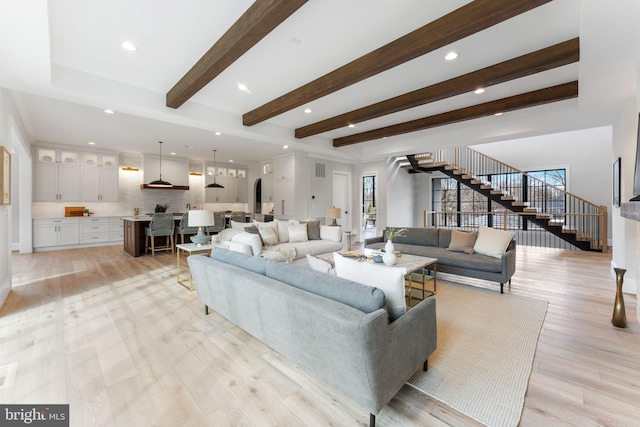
[258,226,278,246]
[448,230,478,254]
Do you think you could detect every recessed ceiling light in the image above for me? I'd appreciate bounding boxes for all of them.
[229,159,234,163]
[170,152,176,155]
[237,83,251,93]
[88,141,95,145]
[104,109,114,114]
[494,112,503,116]
[445,51,458,61]
[283,145,289,149]
[214,131,222,136]
[304,108,312,114]
[121,41,137,52]
[348,124,355,128]
[184,145,193,148]
[474,88,485,94]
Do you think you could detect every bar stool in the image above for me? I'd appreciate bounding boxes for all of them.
[145,213,175,256]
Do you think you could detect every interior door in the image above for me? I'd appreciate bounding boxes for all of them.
[332,171,352,232]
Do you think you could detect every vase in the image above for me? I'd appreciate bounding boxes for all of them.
[611,268,627,328]
[384,239,395,254]
[383,240,396,265]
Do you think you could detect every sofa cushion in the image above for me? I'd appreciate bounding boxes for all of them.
[334,253,406,321]
[231,231,263,256]
[473,226,515,259]
[230,220,247,231]
[438,229,452,248]
[258,225,278,246]
[289,223,309,243]
[265,260,385,314]
[307,253,336,275]
[386,227,439,246]
[320,225,342,242]
[210,247,267,275]
[448,230,478,254]
[391,244,502,273]
[301,220,321,240]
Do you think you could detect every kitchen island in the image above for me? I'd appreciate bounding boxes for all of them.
[123,214,182,257]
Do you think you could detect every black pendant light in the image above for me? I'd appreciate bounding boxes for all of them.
[206,149,224,188]
[148,141,172,187]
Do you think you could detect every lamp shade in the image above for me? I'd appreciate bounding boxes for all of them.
[188,210,214,227]
[326,207,341,220]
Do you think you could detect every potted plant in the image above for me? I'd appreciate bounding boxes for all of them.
[155,203,169,213]
[82,208,89,217]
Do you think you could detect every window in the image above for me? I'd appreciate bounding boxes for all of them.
[431,168,566,229]
[363,175,377,213]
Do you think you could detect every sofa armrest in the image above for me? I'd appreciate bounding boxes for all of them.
[364,236,384,247]
[501,242,517,281]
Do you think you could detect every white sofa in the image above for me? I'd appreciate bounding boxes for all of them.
[220,218,348,262]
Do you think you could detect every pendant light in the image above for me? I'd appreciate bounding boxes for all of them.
[148,141,172,187]
[206,149,224,188]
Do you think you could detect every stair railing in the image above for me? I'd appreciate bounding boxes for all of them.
[419,147,607,251]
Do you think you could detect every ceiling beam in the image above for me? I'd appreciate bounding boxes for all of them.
[166,0,308,109]
[332,81,579,147]
[242,0,552,126]
[296,38,579,139]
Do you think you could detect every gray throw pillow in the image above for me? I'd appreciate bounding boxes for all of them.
[301,220,321,240]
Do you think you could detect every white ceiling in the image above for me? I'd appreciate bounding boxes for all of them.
[1,0,638,166]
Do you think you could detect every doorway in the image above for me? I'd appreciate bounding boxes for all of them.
[332,171,351,232]
[362,173,377,238]
[254,178,262,213]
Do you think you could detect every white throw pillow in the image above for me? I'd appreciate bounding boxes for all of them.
[226,240,252,255]
[473,226,515,259]
[258,226,278,246]
[218,228,241,242]
[231,232,262,256]
[253,220,278,236]
[334,253,406,321]
[306,254,335,275]
[289,223,309,243]
[320,225,342,242]
[276,219,299,243]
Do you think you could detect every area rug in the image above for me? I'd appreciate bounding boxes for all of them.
[407,281,548,427]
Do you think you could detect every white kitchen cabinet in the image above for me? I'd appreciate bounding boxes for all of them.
[34,147,81,202]
[34,162,81,202]
[33,218,80,248]
[110,217,124,241]
[81,165,119,201]
[80,152,118,168]
[272,153,308,220]
[204,164,248,202]
[79,217,110,243]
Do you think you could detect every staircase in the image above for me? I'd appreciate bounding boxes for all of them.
[402,147,607,252]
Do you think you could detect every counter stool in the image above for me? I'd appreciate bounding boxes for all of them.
[145,213,175,256]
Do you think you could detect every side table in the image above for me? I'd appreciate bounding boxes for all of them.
[176,242,220,290]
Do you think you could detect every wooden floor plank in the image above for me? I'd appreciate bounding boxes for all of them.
[2,244,640,426]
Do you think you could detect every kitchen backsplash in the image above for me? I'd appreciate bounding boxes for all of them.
[32,170,248,218]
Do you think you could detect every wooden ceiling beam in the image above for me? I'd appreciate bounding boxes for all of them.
[166,0,308,109]
[243,0,552,126]
[332,81,579,147]
[296,38,579,139]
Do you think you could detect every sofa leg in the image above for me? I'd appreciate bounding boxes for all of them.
[423,359,428,372]
[205,305,209,315]
[370,413,375,427]
[500,282,504,294]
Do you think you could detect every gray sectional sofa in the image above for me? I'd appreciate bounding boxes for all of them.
[188,249,437,426]
[365,227,516,293]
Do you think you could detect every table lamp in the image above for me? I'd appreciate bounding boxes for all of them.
[326,207,341,226]
[188,209,214,245]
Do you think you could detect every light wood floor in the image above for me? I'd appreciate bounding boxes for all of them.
[2,244,639,426]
